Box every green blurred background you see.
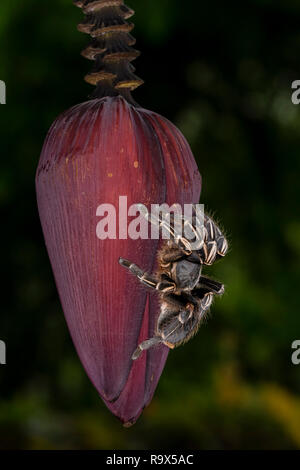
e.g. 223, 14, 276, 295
0, 0, 300, 449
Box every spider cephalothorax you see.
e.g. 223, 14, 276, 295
119, 205, 228, 360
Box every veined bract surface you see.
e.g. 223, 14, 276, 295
36, 95, 201, 425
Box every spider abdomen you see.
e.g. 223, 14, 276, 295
157, 302, 200, 346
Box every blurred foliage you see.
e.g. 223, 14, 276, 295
0, 0, 300, 449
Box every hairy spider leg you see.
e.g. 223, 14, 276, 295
136, 204, 204, 252
202, 214, 228, 264
131, 337, 162, 360
119, 258, 176, 292
118, 257, 157, 288
160, 247, 188, 264
197, 276, 224, 295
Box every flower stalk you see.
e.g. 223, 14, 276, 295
74, 0, 143, 104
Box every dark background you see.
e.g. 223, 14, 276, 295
0, 0, 300, 449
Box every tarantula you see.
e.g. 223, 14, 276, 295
119, 205, 228, 360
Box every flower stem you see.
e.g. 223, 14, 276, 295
74, 0, 143, 104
